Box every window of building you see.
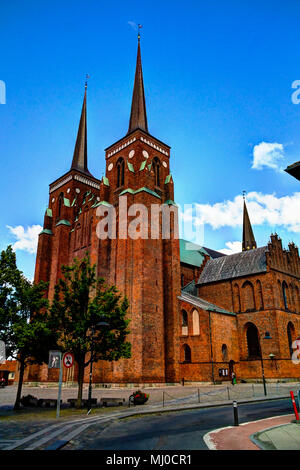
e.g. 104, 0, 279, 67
153, 157, 160, 187
242, 281, 256, 312
192, 309, 200, 335
287, 322, 295, 357
181, 310, 188, 336
117, 158, 125, 187
183, 344, 191, 363
282, 282, 289, 310
222, 344, 228, 361
246, 323, 260, 358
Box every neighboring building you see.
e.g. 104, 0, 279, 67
25, 39, 300, 385
0, 360, 17, 385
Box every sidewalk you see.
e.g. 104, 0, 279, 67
204, 414, 296, 450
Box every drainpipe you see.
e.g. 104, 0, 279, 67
209, 310, 215, 383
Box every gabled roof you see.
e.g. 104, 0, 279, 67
197, 246, 267, 285
179, 239, 225, 268
179, 291, 236, 316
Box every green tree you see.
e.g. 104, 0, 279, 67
49, 254, 131, 408
0, 246, 56, 410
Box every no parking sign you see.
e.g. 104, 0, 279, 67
63, 352, 74, 368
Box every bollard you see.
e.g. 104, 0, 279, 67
298, 390, 300, 413
233, 400, 239, 426
290, 391, 299, 421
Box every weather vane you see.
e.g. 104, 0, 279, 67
138, 24, 143, 41
85, 74, 90, 89
242, 190, 247, 200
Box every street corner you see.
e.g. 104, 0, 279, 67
203, 414, 293, 450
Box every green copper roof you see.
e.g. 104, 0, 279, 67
180, 239, 206, 268
71, 198, 76, 207
63, 197, 70, 207
147, 163, 152, 171
103, 176, 109, 186
56, 219, 71, 227
165, 174, 172, 184
119, 187, 161, 199
89, 194, 95, 201
92, 201, 112, 208
40, 228, 53, 235
127, 161, 134, 172
46, 208, 52, 217
164, 199, 177, 206
139, 160, 147, 171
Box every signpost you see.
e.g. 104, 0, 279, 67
48, 351, 75, 418
48, 350, 63, 418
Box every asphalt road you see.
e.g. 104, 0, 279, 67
63, 398, 294, 450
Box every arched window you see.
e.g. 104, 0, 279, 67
282, 281, 289, 310
290, 284, 295, 312
246, 323, 260, 358
242, 281, 256, 312
256, 280, 264, 310
183, 344, 191, 363
181, 310, 188, 336
153, 157, 160, 187
75, 223, 81, 250
287, 322, 295, 357
57, 192, 64, 219
88, 216, 93, 245
295, 286, 300, 312
233, 284, 241, 312
192, 309, 200, 335
222, 344, 228, 361
117, 158, 125, 187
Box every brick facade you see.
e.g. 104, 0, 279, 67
24, 43, 300, 386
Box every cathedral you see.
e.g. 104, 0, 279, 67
25, 38, 300, 385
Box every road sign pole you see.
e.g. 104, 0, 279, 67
290, 391, 299, 421
56, 352, 63, 419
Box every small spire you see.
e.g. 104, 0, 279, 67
242, 194, 257, 251
70, 82, 90, 175
128, 27, 148, 134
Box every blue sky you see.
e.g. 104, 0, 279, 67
1, 0, 300, 279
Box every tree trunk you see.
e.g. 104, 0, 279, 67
14, 358, 25, 410
76, 361, 85, 409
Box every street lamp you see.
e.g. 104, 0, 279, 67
87, 319, 109, 411
259, 331, 272, 396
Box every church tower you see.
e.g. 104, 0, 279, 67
34, 36, 181, 384
95, 35, 181, 383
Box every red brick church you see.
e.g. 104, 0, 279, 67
25, 38, 300, 385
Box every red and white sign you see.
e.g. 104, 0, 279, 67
63, 352, 74, 368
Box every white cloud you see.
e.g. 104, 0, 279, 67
6, 224, 42, 254
181, 191, 300, 233
128, 21, 138, 31
219, 241, 242, 255
252, 142, 285, 170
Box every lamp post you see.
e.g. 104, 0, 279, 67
87, 320, 109, 411
258, 331, 272, 396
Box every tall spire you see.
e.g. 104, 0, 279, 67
242, 193, 257, 251
70, 82, 90, 175
128, 32, 148, 134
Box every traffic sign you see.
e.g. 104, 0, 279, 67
63, 352, 74, 368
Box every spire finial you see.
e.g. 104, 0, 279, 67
85, 74, 90, 90
242, 190, 246, 200
138, 24, 142, 42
